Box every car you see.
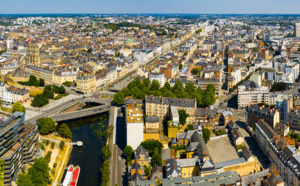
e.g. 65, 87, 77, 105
94, 110, 97, 112
118, 156, 121, 161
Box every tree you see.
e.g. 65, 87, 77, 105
59, 85, 66, 94
63, 81, 73, 87
28, 75, 39, 87
140, 140, 163, 156
17, 157, 51, 186
31, 94, 49, 107
143, 165, 151, 176
202, 128, 210, 142
59, 140, 65, 150
102, 145, 111, 160
178, 110, 189, 125
16, 173, 34, 186
185, 83, 195, 96
87, 48, 92, 53
152, 153, 162, 166
163, 82, 172, 91
39, 78, 45, 87
143, 78, 151, 88
37, 117, 56, 135
179, 64, 183, 70
43, 88, 54, 99
184, 124, 194, 132
58, 124, 72, 139
173, 80, 184, 97
150, 80, 160, 91
112, 92, 125, 105
12, 102, 26, 113
123, 145, 133, 165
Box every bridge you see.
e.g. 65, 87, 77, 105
51, 104, 111, 122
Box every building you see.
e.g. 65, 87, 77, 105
76, 70, 96, 94
255, 120, 300, 186
149, 73, 165, 87
295, 23, 300, 37
145, 96, 196, 123
132, 49, 154, 64
125, 97, 144, 150
25, 44, 40, 65
162, 171, 241, 186
238, 80, 269, 109
288, 109, 300, 130
246, 104, 279, 128
0, 82, 29, 104
134, 146, 150, 167
0, 112, 39, 186
6, 38, 13, 51
145, 116, 159, 131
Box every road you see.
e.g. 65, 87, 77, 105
111, 145, 124, 186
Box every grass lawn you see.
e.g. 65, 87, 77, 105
100, 95, 110, 98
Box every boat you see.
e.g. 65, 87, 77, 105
62, 164, 81, 186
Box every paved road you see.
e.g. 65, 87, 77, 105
111, 145, 124, 186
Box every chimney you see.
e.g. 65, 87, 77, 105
287, 123, 290, 128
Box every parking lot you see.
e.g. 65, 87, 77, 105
206, 137, 239, 163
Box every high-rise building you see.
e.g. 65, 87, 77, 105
6, 38, 13, 51
295, 23, 300, 37
0, 112, 39, 186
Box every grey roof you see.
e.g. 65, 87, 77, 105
135, 146, 150, 160
165, 159, 182, 178
256, 120, 277, 141
145, 96, 196, 108
242, 146, 253, 160
215, 158, 247, 169
145, 116, 159, 123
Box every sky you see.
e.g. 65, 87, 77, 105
1, 0, 300, 14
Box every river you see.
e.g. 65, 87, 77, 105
59, 113, 109, 186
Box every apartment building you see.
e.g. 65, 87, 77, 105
76, 70, 96, 94
246, 104, 279, 127
125, 97, 144, 150
25, 65, 53, 84
132, 49, 154, 64
145, 96, 197, 123
238, 80, 269, 109
0, 112, 39, 186
149, 73, 165, 87
0, 82, 29, 104
255, 120, 300, 186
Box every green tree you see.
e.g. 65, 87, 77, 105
112, 92, 125, 105
39, 78, 45, 87
184, 124, 194, 132
12, 101, 26, 113
28, 75, 39, 87
31, 94, 49, 107
152, 153, 162, 166
143, 78, 151, 88
37, 117, 56, 135
143, 165, 151, 176
59, 140, 65, 150
162, 82, 172, 91
123, 145, 134, 165
140, 140, 163, 156
150, 80, 160, 91
173, 80, 184, 96
43, 88, 54, 99
58, 124, 72, 139
185, 83, 195, 97
202, 128, 211, 142
63, 81, 73, 87
179, 64, 183, 69
16, 173, 34, 186
102, 145, 111, 159
178, 110, 189, 125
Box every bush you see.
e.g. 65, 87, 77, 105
44, 151, 52, 162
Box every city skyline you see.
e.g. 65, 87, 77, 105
1, 0, 300, 14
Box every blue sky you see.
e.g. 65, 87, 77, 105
1, 0, 300, 14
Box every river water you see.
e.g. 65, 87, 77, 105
59, 113, 109, 186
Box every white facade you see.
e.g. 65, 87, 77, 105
231, 68, 241, 83
149, 73, 165, 87
6, 38, 13, 51
132, 49, 154, 64
126, 122, 143, 150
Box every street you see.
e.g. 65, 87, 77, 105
111, 145, 125, 186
